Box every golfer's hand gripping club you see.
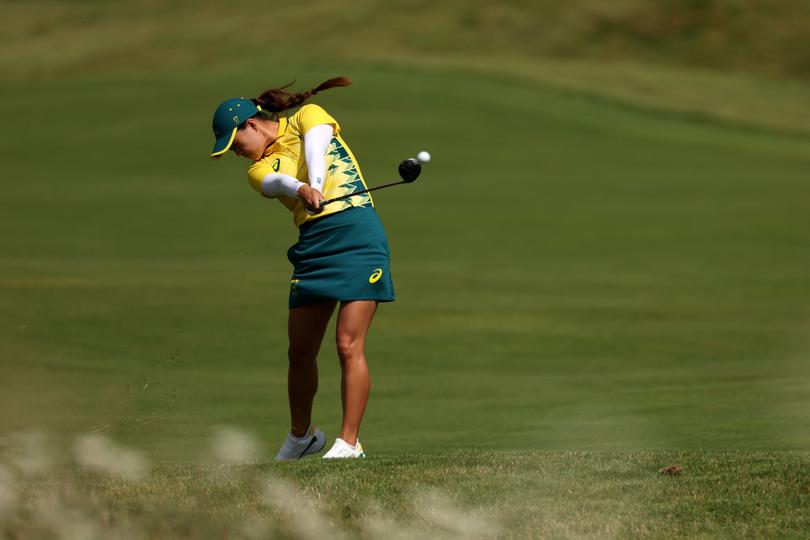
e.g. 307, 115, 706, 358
318, 152, 430, 208
297, 184, 325, 215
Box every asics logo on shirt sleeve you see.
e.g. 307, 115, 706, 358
369, 269, 383, 284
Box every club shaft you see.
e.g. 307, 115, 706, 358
319, 180, 405, 207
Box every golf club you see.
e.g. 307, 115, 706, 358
318, 151, 430, 208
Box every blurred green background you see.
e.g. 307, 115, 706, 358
1, 0, 809, 462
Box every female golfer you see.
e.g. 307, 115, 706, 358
210, 77, 394, 459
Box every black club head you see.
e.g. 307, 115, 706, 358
398, 158, 421, 183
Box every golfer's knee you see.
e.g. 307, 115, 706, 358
288, 342, 318, 365
335, 333, 363, 362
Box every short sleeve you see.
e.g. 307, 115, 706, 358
294, 104, 340, 136
247, 164, 270, 195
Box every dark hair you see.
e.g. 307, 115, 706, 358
251, 77, 351, 114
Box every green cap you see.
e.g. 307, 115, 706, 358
210, 97, 261, 159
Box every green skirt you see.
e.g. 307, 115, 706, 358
287, 206, 396, 309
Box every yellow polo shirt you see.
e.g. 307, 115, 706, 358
247, 104, 373, 227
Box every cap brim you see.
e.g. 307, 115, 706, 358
210, 127, 237, 159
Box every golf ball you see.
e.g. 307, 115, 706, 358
417, 151, 431, 163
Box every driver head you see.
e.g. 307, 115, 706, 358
398, 158, 421, 183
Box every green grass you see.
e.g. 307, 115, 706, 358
4, 0, 810, 81
2, 2, 810, 537
3, 1, 810, 135
3, 451, 809, 538
2, 63, 809, 458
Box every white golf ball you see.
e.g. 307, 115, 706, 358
417, 151, 431, 163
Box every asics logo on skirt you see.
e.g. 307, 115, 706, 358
368, 269, 383, 284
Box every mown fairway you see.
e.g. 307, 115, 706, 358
2, 63, 809, 454
2, 1, 810, 536
1, 62, 809, 537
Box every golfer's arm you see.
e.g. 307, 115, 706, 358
303, 124, 333, 194
260, 173, 304, 199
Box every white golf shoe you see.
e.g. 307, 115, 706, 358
274, 426, 326, 461
322, 437, 365, 459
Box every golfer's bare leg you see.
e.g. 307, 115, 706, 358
287, 301, 336, 437
335, 300, 378, 446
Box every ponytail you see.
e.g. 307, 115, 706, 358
252, 77, 351, 113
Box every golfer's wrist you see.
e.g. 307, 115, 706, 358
284, 180, 305, 198
309, 178, 324, 193
297, 184, 312, 197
